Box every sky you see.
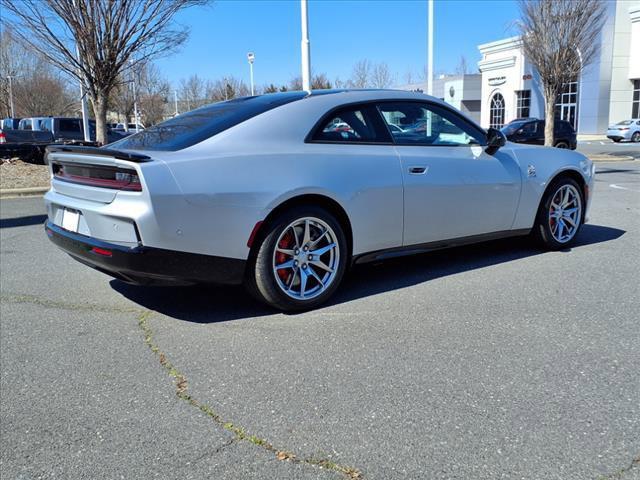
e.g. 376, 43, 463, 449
155, 0, 522, 90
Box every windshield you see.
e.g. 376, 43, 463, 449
109, 92, 307, 151
501, 121, 528, 135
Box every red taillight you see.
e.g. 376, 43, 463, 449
0, 130, 6, 144
52, 162, 142, 191
91, 247, 113, 257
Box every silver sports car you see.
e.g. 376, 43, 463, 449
44, 90, 595, 310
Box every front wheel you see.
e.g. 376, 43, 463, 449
554, 141, 569, 149
246, 206, 348, 311
632, 132, 640, 143
533, 177, 584, 249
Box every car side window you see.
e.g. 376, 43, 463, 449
59, 119, 81, 133
520, 122, 536, 134
377, 102, 485, 146
312, 105, 386, 143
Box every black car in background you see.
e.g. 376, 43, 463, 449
501, 118, 577, 149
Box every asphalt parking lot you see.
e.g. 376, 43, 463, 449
1, 161, 639, 480
576, 138, 640, 160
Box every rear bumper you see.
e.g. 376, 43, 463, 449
606, 134, 628, 141
45, 221, 246, 285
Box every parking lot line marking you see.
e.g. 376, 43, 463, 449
609, 184, 639, 192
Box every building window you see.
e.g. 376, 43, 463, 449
515, 90, 531, 119
554, 80, 578, 129
489, 92, 505, 129
633, 80, 640, 119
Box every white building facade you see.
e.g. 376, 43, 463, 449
477, 0, 640, 134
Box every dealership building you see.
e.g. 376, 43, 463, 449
477, 0, 640, 134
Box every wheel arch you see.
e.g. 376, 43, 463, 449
540, 168, 588, 221
250, 194, 353, 260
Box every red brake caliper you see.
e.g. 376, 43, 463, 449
276, 232, 293, 282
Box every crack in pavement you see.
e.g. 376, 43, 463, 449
1, 293, 363, 479
596, 454, 640, 480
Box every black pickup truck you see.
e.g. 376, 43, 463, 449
0, 117, 125, 163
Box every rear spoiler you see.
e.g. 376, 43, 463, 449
45, 145, 151, 163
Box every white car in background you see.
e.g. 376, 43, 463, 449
44, 90, 595, 311
606, 119, 640, 143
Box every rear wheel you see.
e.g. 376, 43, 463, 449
246, 206, 348, 311
533, 177, 584, 249
554, 141, 569, 149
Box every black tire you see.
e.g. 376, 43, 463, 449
632, 132, 640, 143
532, 176, 584, 250
554, 141, 569, 149
245, 205, 348, 311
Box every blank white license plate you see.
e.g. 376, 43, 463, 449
61, 209, 80, 232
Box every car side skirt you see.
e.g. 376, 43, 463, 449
353, 229, 531, 264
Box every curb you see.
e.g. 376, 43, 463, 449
588, 155, 635, 162
0, 186, 49, 199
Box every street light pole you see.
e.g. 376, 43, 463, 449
300, 0, 311, 92
247, 52, 255, 96
71, 0, 91, 142
427, 0, 434, 96
130, 64, 140, 133
76, 46, 91, 142
174, 90, 179, 116
576, 47, 583, 134
7, 75, 15, 118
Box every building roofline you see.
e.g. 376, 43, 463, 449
478, 35, 522, 54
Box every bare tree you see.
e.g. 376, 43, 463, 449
371, 62, 393, 88
2, 0, 210, 144
350, 59, 371, 88
517, 0, 605, 145
179, 75, 207, 110
455, 55, 469, 75
207, 76, 249, 102
0, 27, 76, 117
137, 63, 170, 125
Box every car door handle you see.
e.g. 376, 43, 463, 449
408, 166, 428, 175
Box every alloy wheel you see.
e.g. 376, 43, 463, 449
548, 184, 582, 243
272, 217, 340, 300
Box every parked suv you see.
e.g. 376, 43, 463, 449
606, 119, 640, 143
501, 118, 577, 149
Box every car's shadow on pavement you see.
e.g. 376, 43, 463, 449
0, 214, 47, 229
111, 224, 625, 323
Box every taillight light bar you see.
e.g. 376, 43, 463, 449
52, 162, 142, 191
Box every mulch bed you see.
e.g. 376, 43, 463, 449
0, 158, 51, 190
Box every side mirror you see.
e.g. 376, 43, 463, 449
485, 127, 506, 155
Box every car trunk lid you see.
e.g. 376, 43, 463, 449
46, 145, 151, 204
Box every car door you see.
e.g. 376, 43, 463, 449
307, 103, 404, 254
376, 101, 522, 246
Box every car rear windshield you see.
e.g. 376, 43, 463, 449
109, 92, 308, 151
616, 120, 633, 125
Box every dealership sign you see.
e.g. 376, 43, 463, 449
488, 76, 506, 86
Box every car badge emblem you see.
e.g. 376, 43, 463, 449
527, 164, 536, 177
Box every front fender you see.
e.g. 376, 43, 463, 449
509, 145, 594, 229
